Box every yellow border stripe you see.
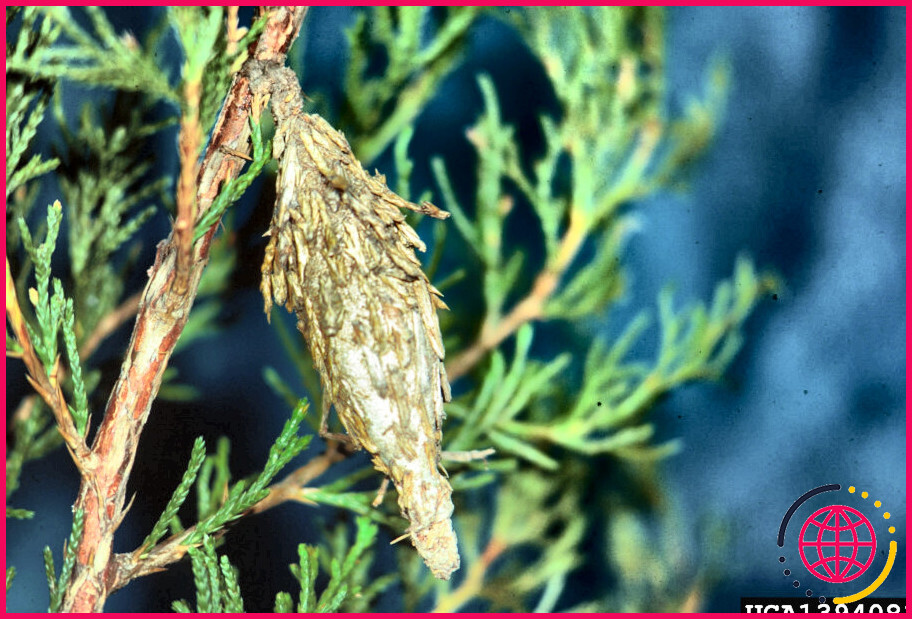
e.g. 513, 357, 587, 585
832, 540, 897, 604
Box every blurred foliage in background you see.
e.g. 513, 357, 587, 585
6, 6, 776, 612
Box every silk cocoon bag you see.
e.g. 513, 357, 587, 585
250, 60, 459, 580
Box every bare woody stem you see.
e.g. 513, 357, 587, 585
57, 7, 308, 612
5, 257, 88, 461
108, 446, 346, 588
172, 77, 203, 296
446, 208, 590, 381
6, 289, 142, 463
245, 443, 347, 516
431, 537, 508, 613
77, 291, 142, 362
446, 118, 662, 382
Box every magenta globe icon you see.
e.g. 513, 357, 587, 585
798, 505, 876, 583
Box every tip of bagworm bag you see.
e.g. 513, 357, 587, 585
412, 519, 460, 580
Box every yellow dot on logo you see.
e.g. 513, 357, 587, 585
889, 526, 896, 534
883, 512, 890, 519
848, 486, 856, 493
861, 492, 868, 498
874, 500, 881, 507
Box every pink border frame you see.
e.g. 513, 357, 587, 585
1, 3, 907, 615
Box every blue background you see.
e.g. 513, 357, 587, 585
6, 6, 906, 611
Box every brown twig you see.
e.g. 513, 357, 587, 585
78, 290, 142, 361
5, 256, 89, 460
57, 7, 309, 612
247, 442, 347, 515
431, 537, 508, 612
109, 446, 345, 589
446, 209, 589, 381
6, 287, 141, 486
7, 289, 143, 474
446, 118, 664, 382
171, 81, 203, 297
226, 6, 241, 56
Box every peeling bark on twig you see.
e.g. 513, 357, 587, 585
57, 8, 308, 612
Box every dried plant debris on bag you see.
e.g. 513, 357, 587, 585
249, 60, 459, 580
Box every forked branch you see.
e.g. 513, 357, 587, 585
57, 7, 308, 612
